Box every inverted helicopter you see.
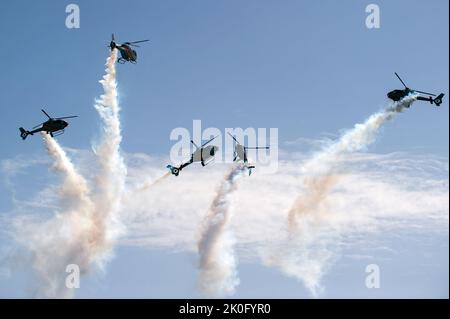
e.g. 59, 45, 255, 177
167, 136, 219, 176
227, 133, 269, 176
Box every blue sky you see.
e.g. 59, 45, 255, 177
0, 0, 448, 298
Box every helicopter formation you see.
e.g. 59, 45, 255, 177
17, 34, 446, 176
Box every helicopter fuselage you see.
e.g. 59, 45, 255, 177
110, 41, 137, 63
117, 45, 137, 63
41, 119, 68, 132
387, 88, 413, 101
192, 145, 218, 164
29, 119, 68, 135
234, 144, 248, 163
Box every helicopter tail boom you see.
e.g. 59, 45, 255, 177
416, 93, 445, 106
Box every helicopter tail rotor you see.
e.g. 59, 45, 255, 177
19, 127, 31, 140
109, 33, 116, 50
166, 165, 180, 176
433, 93, 445, 106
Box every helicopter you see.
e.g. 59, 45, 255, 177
227, 133, 269, 176
19, 109, 78, 140
109, 34, 149, 64
387, 72, 444, 107
167, 136, 219, 176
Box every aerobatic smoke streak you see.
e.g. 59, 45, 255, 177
121, 172, 170, 206
135, 172, 171, 192
23, 133, 98, 298
92, 48, 126, 252
273, 96, 418, 295
288, 96, 417, 230
287, 175, 340, 231
197, 164, 246, 297
42, 134, 91, 205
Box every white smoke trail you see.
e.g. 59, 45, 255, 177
16, 133, 98, 298
93, 49, 126, 205
273, 96, 418, 295
135, 172, 171, 193
289, 96, 417, 228
197, 164, 246, 297
91, 48, 126, 253
121, 172, 170, 208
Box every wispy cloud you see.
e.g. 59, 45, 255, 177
1, 148, 448, 296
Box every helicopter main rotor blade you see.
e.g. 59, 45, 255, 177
129, 40, 149, 44
245, 147, 270, 150
55, 115, 78, 120
41, 109, 52, 119
202, 135, 219, 147
227, 132, 240, 144
414, 90, 436, 97
394, 72, 408, 88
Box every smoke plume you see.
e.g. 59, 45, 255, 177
197, 164, 246, 297
93, 48, 127, 223
288, 96, 417, 229
18, 133, 99, 298
135, 172, 171, 193
275, 96, 418, 295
